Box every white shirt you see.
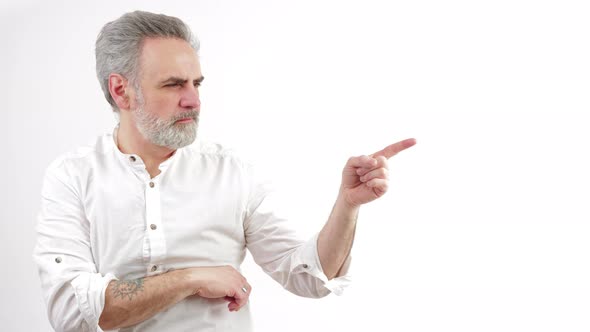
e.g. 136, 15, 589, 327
33, 127, 351, 332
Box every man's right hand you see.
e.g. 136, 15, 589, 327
188, 265, 252, 312
99, 265, 251, 330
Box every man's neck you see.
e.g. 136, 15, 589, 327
116, 121, 175, 179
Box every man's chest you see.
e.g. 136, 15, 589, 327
83, 174, 248, 278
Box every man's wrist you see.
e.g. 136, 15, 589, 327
170, 268, 201, 298
335, 191, 361, 214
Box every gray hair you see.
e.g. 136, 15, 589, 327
95, 11, 200, 111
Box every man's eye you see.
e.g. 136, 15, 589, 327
165, 83, 181, 87
193, 82, 201, 87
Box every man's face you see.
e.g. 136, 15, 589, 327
132, 37, 203, 149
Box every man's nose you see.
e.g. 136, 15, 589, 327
180, 85, 200, 109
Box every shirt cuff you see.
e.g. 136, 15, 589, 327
70, 272, 118, 331
293, 233, 352, 296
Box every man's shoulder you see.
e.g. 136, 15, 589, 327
45, 133, 112, 175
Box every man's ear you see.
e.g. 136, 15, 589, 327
108, 73, 135, 111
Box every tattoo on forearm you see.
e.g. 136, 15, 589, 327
112, 278, 145, 301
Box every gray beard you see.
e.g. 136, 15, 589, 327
133, 98, 199, 150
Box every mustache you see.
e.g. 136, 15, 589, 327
172, 110, 199, 122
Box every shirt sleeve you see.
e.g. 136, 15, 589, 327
33, 160, 117, 332
243, 163, 351, 298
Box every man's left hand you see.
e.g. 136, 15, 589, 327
339, 138, 416, 208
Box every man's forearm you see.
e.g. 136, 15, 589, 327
317, 195, 360, 280
99, 269, 194, 330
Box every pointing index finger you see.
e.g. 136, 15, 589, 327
370, 138, 416, 159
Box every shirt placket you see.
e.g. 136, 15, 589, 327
145, 178, 167, 275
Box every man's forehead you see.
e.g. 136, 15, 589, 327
139, 37, 201, 79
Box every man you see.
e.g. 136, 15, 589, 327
34, 10, 416, 332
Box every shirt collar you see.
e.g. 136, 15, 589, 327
111, 124, 180, 175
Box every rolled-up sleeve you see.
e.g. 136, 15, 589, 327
243, 163, 351, 298
33, 160, 117, 332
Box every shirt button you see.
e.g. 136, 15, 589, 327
302, 264, 308, 269
150, 224, 157, 230
151, 265, 158, 272
149, 182, 155, 188
129, 156, 136, 162
55, 257, 62, 263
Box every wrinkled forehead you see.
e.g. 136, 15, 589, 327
138, 37, 201, 83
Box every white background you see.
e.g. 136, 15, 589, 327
1, 0, 589, 331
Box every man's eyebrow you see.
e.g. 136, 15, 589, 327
160, 76, 205, 85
